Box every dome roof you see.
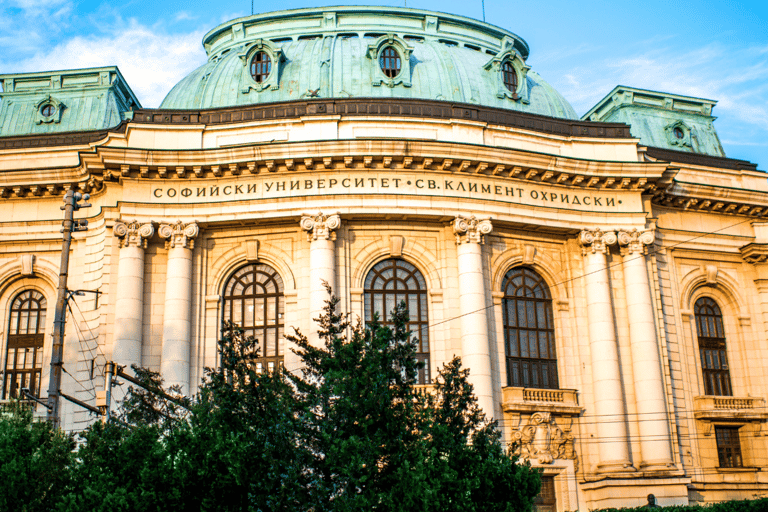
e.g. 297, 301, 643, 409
160, 6, 577, 120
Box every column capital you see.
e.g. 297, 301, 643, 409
579, 228, 617, 254
114, 220, 154, 249
453, 215, 492, 244
618, 228, 655, 255
301, 212, 341, 241
159, 220, 199, 249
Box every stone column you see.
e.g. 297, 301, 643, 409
579, 229, 634, 473
453, 215, 495, 419
112, 220, 154, 373
619, 229, 674, 471
301, 213, 341, 346
158, 221, 199, 395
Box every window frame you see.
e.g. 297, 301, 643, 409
363, 258, 430, 384
694, 296, 733, 396
502, 266, 559, 390
715, 425, 743, 468
221, 263, 285, 373
3, 290, 47, 399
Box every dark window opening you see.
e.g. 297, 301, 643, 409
364, 258, 430, 384
695, 297, 732, 396
40, 104, 55, 117
250, 51, 272, 83
533, 476, 557, 512
673, 126, 685, 139
502, 61, 518, 93
4, 290, 46, 399
503, 267, 558, 389
715, 426, 743, 468
222, 264, 284, 372
379, 46, 401, 78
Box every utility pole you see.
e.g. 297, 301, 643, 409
47, 189, 90, 427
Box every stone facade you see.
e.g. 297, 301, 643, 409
1, 6, 767, 511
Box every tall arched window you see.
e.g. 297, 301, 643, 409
502, 267, 558, 389
4, 290, 47, 399
222, 264, 284, 372
364, 259, 430, 384
694, 297, 732, 396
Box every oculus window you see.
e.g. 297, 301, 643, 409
694, 297, 732, 396
4, 290, 46, 399
364, 258, 429, 384
250, 51, 272, 83
502, 61, 518, 93
503, 267, 558, 389
222, 264, 284, 372
379, 47, 401, 78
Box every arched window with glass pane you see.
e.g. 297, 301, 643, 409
503, 267, 558, 389
694, 297, 732, 396
222, 264, 284, 372
364, 259, 430, 384
4, 290, 46, 399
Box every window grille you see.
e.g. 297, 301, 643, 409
4, 290, 46, 399
503, 267, 558, 389
695, 297, 732, 396
379, 47, 401, 78
222, 264, 284, 372
250, 51, 272, 83
502, 61, 518, 93
364, 259, 429, 383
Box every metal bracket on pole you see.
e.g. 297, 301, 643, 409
20, 388, 53, 410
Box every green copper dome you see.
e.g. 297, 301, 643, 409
160, 6, 577, 119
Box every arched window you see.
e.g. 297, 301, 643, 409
502, 267, 558, 389
4, 290, 46, 399
222, 264, 284, 372
502, 61, 518, 93
364, 259, 430, 384
694, 297, 732, 396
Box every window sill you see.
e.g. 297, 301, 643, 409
693, 395, 768, 422
715, 467, 760, 473
501, 387, 583, 415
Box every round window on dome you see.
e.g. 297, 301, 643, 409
250, 51, 272, 83
379, 46, 401, 78
673, 126, 684, 139
40, 104, 56, 117
502, 61, 518, 93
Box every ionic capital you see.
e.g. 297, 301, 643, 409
579, 229, 617, 254
159, 221, 199, 249
114, 220, 154, 249
618, 229, 655, 255
453, 215, 493, 244
301, 212, 341, 241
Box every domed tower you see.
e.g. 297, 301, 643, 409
161, 6, 577, 119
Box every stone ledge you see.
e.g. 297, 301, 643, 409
502, 386, 583, 415
693, 395, 768, 422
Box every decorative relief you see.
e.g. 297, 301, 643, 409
158, 221, 199, 249
113, 220, 154, 248
453, 215, 492, 244
579, 229, 617, 254
511, 412, 578, 468
618, 228, 654, 255
300, 213, 341, 241
20, 254, 36, 276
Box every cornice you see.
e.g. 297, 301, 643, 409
652, 180, 768, 218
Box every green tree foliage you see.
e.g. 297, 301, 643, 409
0, 401, 74, 512
1, 293, 541, 511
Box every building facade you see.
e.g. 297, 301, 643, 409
1, 6, 767, 509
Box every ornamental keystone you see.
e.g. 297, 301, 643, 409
159, 221, 200, 249
453, 215, 493, 244
579, 229, 617, 254
301, 213, 341, 241
114, 220, 154, 249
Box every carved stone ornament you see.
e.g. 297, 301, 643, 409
618, 228, 655, 255
512, 412, 578, 468
300, 213, 341, 241
113, 220, 155, 249
453, 215, 493, 244
158, 221, 199, 249
579, 229, 617, 254
20, 254, 36, 276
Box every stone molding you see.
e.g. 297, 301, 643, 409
300, 213, 341, 241
501, 386, 584, 416
113, 220, 154, 248
158, 221, 199, 249
453, 215, 492, 244
579, 229, 617, 254
740, 243, 768, 264
693, 395, 768, 424
618, 228, 654, 255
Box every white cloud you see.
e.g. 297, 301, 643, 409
9, 19, 207, 107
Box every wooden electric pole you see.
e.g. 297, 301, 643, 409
47, 189, 90, 427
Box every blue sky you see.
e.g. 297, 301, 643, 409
1, 0, 767, 168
